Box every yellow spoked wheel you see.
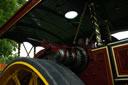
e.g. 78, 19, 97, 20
0, 58, 84, 85
0, 61, 48, 85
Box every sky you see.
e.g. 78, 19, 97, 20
14, 42, 44, 58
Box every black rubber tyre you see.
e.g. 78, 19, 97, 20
1, 58, 84, 85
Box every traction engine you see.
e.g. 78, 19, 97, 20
0, 0, 128, 85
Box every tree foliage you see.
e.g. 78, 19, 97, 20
0, 39, 18, 63
0, 0, 27, 27
0, 0, 27, 63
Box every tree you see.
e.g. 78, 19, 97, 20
0, 39, 18, 63
0, 0, 27, 27
0, 0, 27, 63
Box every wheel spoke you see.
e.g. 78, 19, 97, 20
12, 73, 21, 85
29, 77, 33, 85
29, 72, 38, 85
33, 73, 38, 85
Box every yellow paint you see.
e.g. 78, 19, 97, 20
112, 43, 128, 77
106, 47, 114, 85
92, 46, 114, 85
1, 61, 49, 85
91, 46, 106, 51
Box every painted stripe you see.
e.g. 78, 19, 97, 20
112, 43, 128, 77
92, 46, 114, 85
106, 47, 114, 85
2, 61, 49, 85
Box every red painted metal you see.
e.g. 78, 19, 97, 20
34, 40, 74, 58
34, 48, 48, 58
34, 40, 115, 85
113, 44, 128, 75
0, 0, 41, 37
0, 0, 128, 84
79, 47, 114, 85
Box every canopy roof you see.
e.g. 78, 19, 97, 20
0, 0, 128, 46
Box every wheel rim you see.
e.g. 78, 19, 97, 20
0, 58, 85, 85
0, 61, 49, 85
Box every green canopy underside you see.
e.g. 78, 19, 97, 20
1, 0, 128, 45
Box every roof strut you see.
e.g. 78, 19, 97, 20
73, 2, 88, 44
